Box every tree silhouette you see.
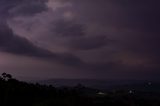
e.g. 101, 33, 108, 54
1, 73, 12, 81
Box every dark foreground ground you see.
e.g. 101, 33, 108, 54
0, 73, 160, 106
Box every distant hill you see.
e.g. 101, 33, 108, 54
37, 79, 160, 91
1, 73, 160, 106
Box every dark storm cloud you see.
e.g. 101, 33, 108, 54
69, 0, 160, 33
53, 20, 85, 37
0, 23, 83, 66
49, 19, 109, 50
0, 0, 47, 17
97, 2, 160, 65
69, 35, 108, 50
127, 1, 160, 61
0, 0, 160, 79
115, 0, 160, 63
118, 0, 160, 33
0, 22, 49, 56
0, 0, 85, 67
9, 0, 48, 16
71, 0, 160, 76
0, 0, 51, 57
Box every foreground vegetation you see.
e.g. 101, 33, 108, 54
0, 73, 160, 106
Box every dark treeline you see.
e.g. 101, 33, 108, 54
0, 73, 160, 106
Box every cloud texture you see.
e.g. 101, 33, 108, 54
0, 0, 160, 80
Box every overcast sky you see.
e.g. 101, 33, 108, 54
0, 0, 160, 80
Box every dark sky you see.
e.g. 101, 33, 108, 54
0, 0, 160, 80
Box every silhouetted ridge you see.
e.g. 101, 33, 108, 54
0, 73, 160, 106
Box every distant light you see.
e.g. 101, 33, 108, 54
97, 92, 106, 95
129, 90, 134, 94
148, 82, 152, 86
